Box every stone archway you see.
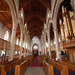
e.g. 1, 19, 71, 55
32, 44, 39, 57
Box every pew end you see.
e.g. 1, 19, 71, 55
1, 66, 6, 75
43, 61, 54, 75
49, 65, 54, 75
15, 65, 20, 75
15, 60, 28, 75
61, 65, 69, 75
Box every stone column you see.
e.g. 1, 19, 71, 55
41, 36, 43, 55
24, 37, 26, 57
47, 24, 52, 59
44, 31, 46, 54
19, 32, 23, 59
42, 33, 44, 54
43, 38, 45, 54
54, 29, 61, 60
9, 29, 16, 61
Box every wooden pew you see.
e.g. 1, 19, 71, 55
43, 61, 54, 75
37, 55, 44, 65
49, 60, 69, 75
27, 55, 33, 65
0, 65, 2, 75
1, 59, 21, 75
15, 60, 28, 75
3, 55, 19, 65
1, 57, 27, 75
63, 60, 75, 65
0, 55, 19, 66
58, 60, 75, 75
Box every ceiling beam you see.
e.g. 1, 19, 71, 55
0, 9, 10, 12
27, 18, 43, 25
29, 25, 42, 31
38, 0, 51, 10
24, 11, 45, 23
19, 0, 33, 10
27, 24, 43, 30
20, 0, 51, 10
29, 29, 41, 36
30, 32, 41, 39
29, 27, 42, 33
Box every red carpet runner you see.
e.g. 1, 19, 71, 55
29, 57, 41, 67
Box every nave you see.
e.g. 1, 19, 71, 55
0, 54, 75, 75
24, 56, 45, 75
0, 0, 75, 75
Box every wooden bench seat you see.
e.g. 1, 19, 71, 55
63, 60, 75, 65
1, 57, 27, 75
1, 59, 21, 75
15, 60, 28, 75
26, 55, 33, 66
49, 60, 69, 75
37, 55, 44, 65
0, 55, 19, 65
58, 60, 75, 75
43, 60, 69, 75
43, 61, 54, 75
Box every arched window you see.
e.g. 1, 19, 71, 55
22, 42, 25, 48
15, 51, 17, 55
1, 50, 5, 56
33, 44, 38, 50
4, 31, 9, 41
26, 43, 27, 49
16, 39, 19, 45
59, 38, 61, 42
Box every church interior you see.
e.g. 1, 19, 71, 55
0, 0, 75, 75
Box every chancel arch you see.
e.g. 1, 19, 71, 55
31, 36, 41, 55
32, 44, 39, 56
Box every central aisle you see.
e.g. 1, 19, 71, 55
29, 56, 40, 67
24, 56, 45, 75
24, 67, 45, 75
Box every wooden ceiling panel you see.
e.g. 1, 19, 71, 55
24, 0, 46, 16
0, 13, 8, 23
0, 0, 20, 38
24, 11, 46, 23
19, 0, 49, 39
20, 0, 51, 39
2, 12, 12, 22
0, 0, 10, 12
30, 31, 41, 39
29, 26, 42, 34
27, 24, 43, 30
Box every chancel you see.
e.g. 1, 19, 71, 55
0, 0, 75, 75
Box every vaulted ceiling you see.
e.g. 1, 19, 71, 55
20, 0, 51, 39
0, 0, 63, 40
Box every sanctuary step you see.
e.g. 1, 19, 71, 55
24, 67, 45, 75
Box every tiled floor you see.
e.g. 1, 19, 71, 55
24, 67, 45, 75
